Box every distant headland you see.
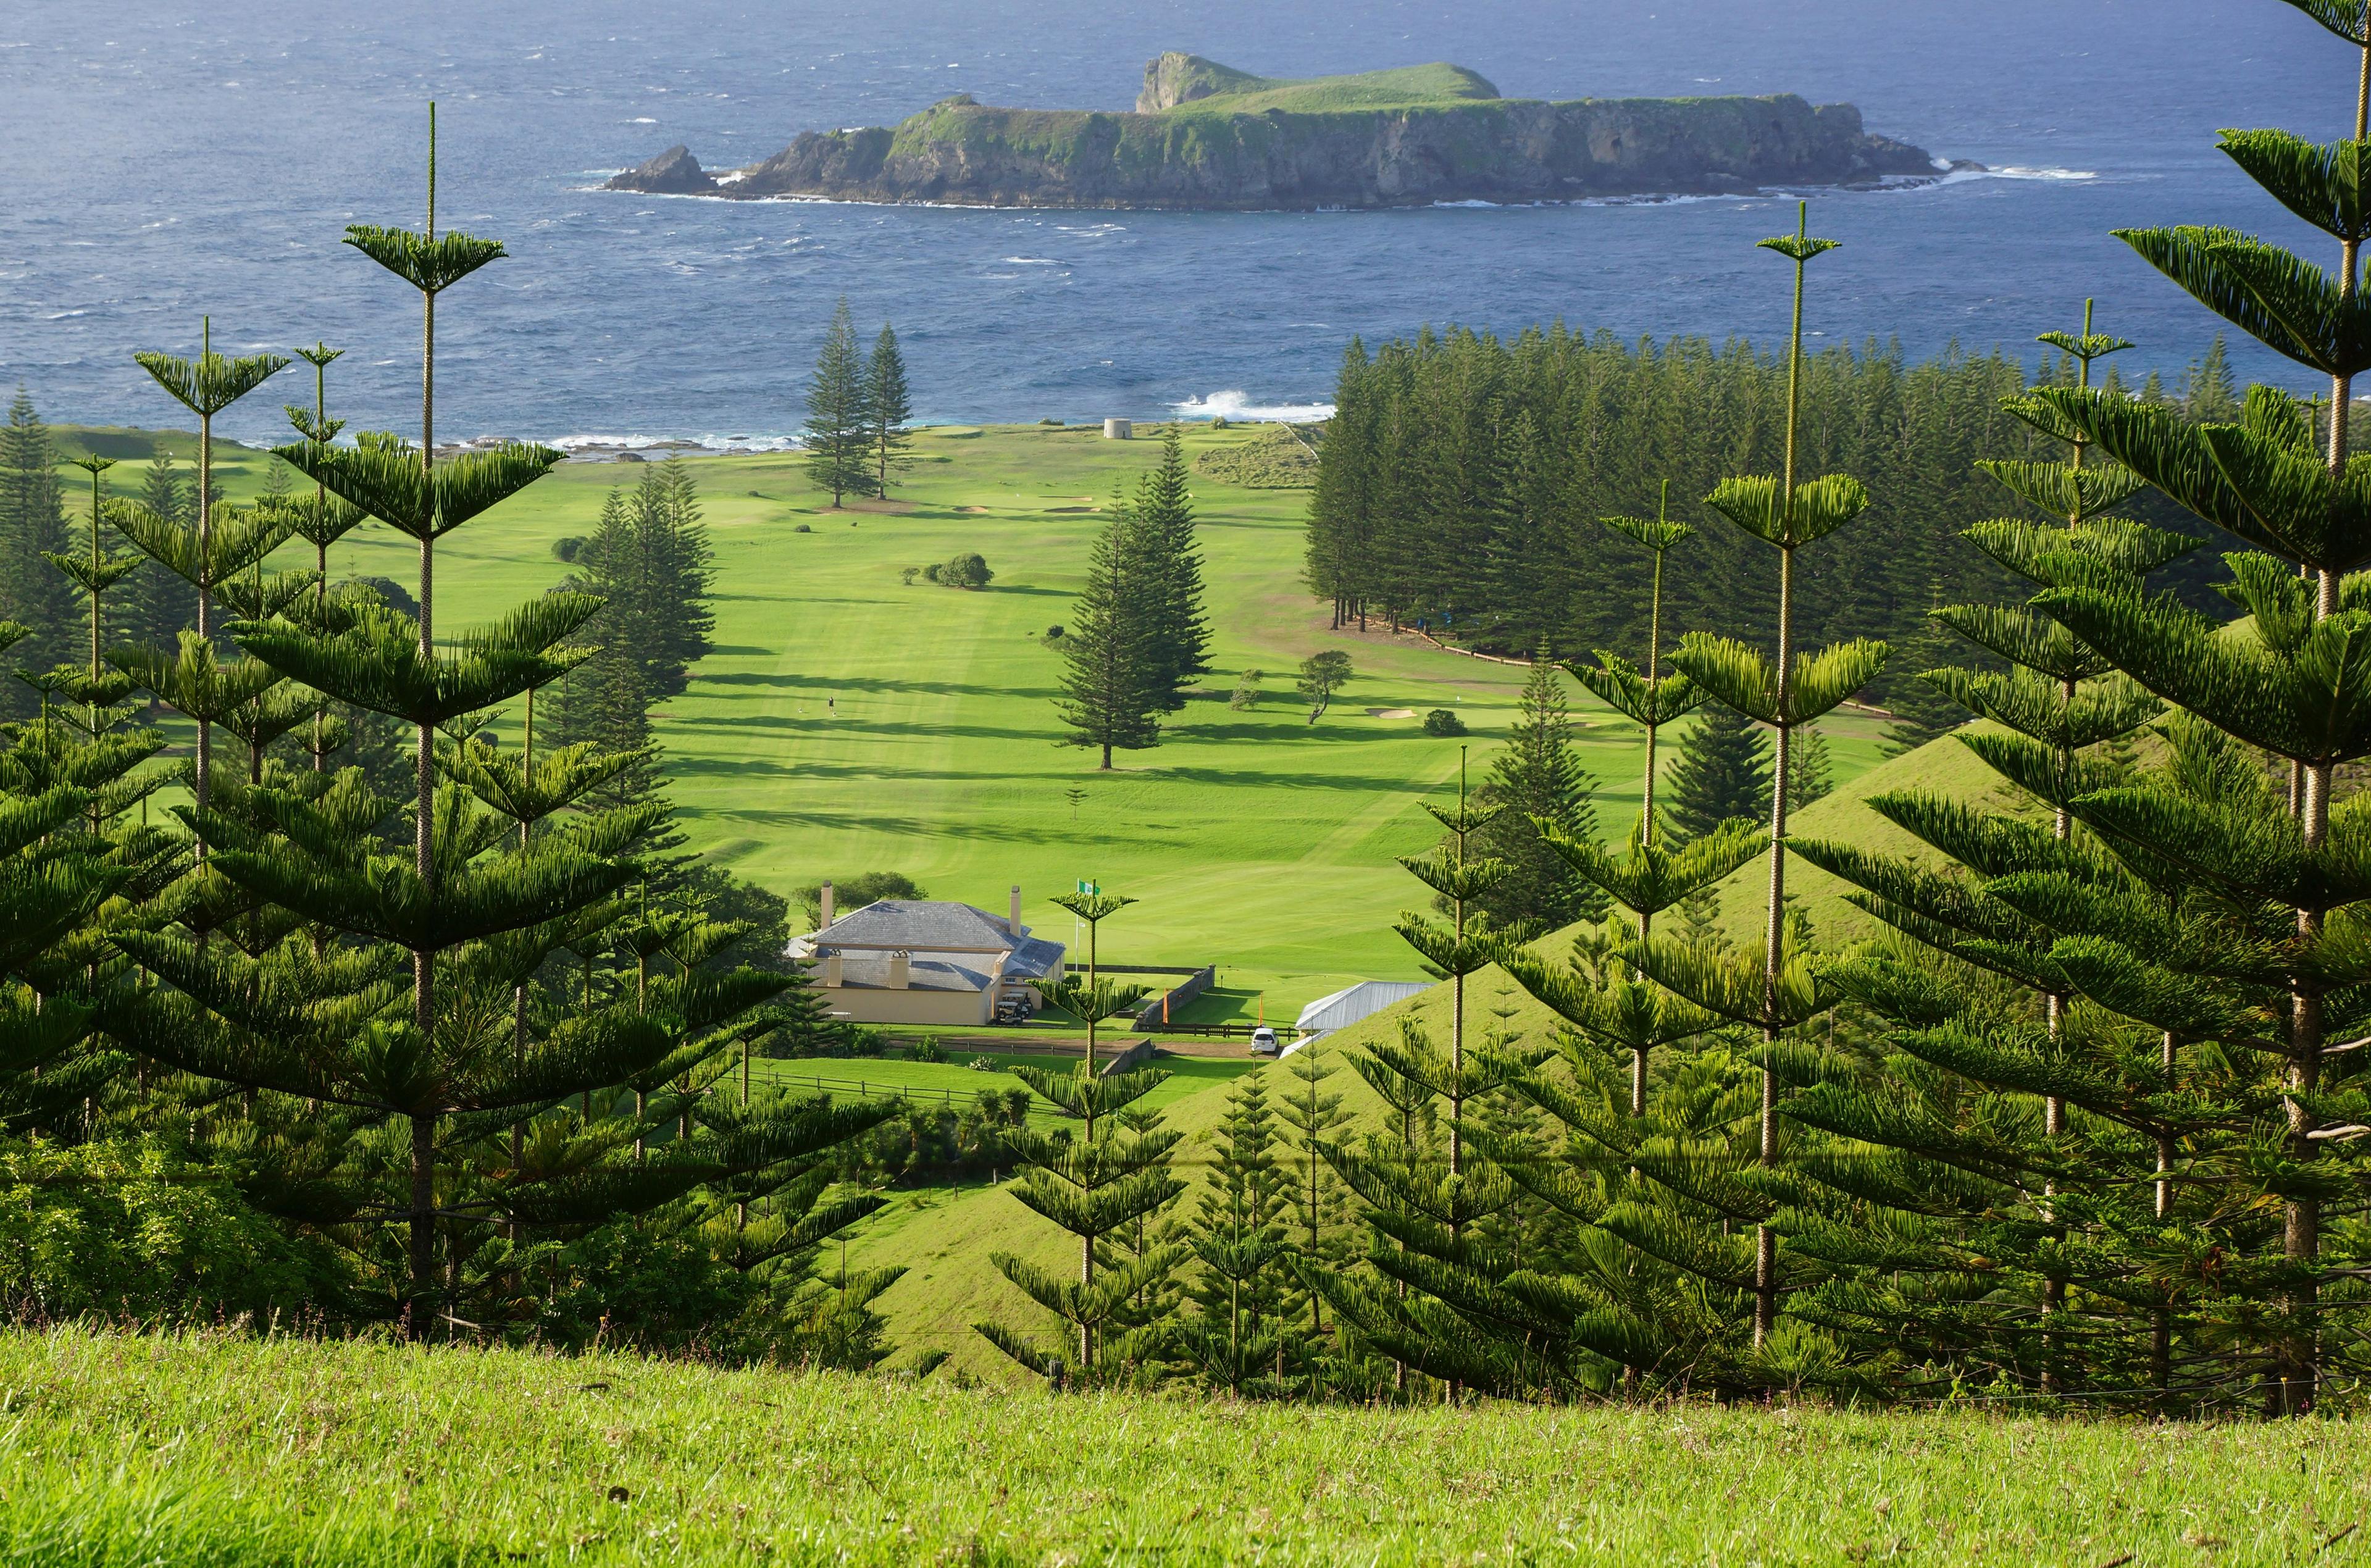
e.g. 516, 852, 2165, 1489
604, 54, 1970, 212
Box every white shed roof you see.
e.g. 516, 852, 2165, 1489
1294, 980, 1430, 1036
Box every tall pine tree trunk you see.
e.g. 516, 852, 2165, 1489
408, 117, 441, 1343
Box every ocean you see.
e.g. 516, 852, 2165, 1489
0, 0, 2349, 449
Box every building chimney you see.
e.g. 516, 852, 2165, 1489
822, 952, 842, 988
820, 880, 834, 932
1009, 884, 1022, 937
889, 949, 910, 990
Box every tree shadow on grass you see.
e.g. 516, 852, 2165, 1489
673, 807, 1149, 846
696, 672, 1065, 701
1139, 765, 1451, 794
670, 715, 1058, 743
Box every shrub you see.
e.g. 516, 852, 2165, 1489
1046, 624, 1064, 640
1423, 708, 1467, 736
1192, 423, 1319, 489
963, 1054, 999, 1072
939, 553, 993, 590
921, 562, 942, 583
0, 1140, 341, 1325
794, 522, 813, 533
1037, 417, 1063, 425
795, 872, 927, 929
1210, 415, 1231, 430
1230, 669, 1263, 710
909, 1036, 947, 1064
551, 535, 587, 562
901, 566, 919, 585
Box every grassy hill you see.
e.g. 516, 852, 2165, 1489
2, 1327, 2346, 1564
57, 420, 1894, 1017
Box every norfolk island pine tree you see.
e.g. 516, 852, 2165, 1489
864, 322, 914, 497
805, 298, 871, 507
94, 107, 897, 1341
1054, 508, 1162, 767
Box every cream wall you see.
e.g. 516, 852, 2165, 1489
818, 986, 993, 1028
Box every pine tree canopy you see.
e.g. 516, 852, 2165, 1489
1458, 650, 1605, 930
1661, 704, 1773, 841
805, 298, 875, 507
1055, 508, 1165, 767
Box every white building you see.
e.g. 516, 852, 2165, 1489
786, 884, 1066, 1027
1292, 980, 1430, 1044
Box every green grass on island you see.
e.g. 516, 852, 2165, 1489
62, 420, 1893, 1019
1153, 58, 1508, 116
3, 1328, 2357, 1566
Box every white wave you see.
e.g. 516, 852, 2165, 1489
1169, 391, 1335, 423
1003, 256, 1059, 264
1430, 199, 1506, 209
627, 116, 657, 123
46, 309, 86, 320
548, 431, 803, 454
1935, 164, 2097, 185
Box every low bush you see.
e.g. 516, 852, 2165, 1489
0, 1140, 342, 1326
940, 553, 993, 589
795, 872, 926, 930
1230, 669, 1263, 710
908, 1036, 947, 1064
793, 522, 812, 533
551, 535, 587, 562
1192, 423, 1319, 488
1423, 708, 1467, 736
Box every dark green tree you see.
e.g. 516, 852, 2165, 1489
1054, 511, 1162, 767
0, 390, 77, 698
1169, 1074, 1295, 1391
1660, 703, 1771, 842
119, 448, 198, 656
1134, 427, 1210, 711
1460, 646, 1603, 930
805, 298, 872, 507
864, 322, 914, 496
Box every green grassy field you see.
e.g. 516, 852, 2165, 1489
0, 1327, 2352, 1566
755, 1048, 1255, 1124
54, 419, 1918, 1383
57, 420, 1892, 1019
1157, 59, 1507, 116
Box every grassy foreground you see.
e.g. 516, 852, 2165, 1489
3, 1329, 2359, 1567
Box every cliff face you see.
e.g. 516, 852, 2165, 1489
606, 59, 1954, 211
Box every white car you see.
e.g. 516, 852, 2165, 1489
1249, 1027, 1281, 1057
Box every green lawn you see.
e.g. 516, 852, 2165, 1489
1, 1327, 2352, 1566
755, 1048, 1255, 1122
56, 420, 1892, 1018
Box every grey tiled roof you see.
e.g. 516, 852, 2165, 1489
819, 900, 1026, 951
1006, 936, 1064, 981
795, 901, 1068, 988
834, 953, 993, 993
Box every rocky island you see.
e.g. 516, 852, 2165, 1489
606, 54, 1965, 211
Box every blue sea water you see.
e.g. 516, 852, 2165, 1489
0, 0, 2351, 448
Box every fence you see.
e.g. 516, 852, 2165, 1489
1132, 965, 1216, 1030
764, 1070, 1045, 1118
